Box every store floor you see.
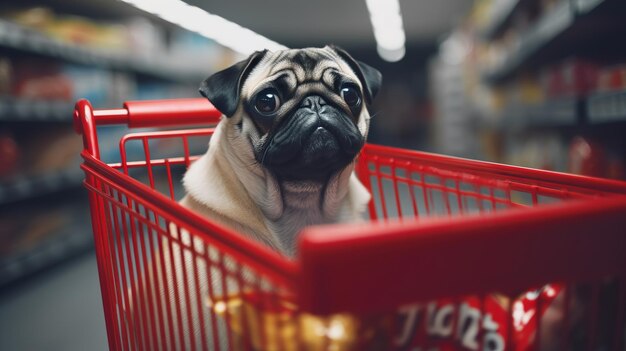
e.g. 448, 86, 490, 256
0, 252, 108, 351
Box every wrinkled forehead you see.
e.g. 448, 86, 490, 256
242, 48, 358, 92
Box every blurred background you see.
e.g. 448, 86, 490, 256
0, 0, 625, 349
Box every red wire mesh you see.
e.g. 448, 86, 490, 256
358, 149, 599, 223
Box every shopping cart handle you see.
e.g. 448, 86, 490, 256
74, 98, 222, 130
122, 98, 223, 128
74, 98, 223, 158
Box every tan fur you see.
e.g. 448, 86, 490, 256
181, 47, 373, 256
180, 122, 281, 251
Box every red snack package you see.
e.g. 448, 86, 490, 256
394, 295, 510, 350
393, 284, 564, 351
511, 284, 564, 351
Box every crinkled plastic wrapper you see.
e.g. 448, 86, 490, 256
206, 292, 391, 351
206, 285, 564, 351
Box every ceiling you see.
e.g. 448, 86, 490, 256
22, 0, 474, 49
187, 0, 474, 48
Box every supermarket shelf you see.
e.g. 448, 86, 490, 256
574, 0, 605, 13
0, 168, 83, 206
587, 91, 626, 123
0, 19, 206, 84
481, 0, 626, 84
497, 97, 581, 130
0, 223, 93, 288
482, 0, 576, 84
481, 0, 605, 40
0, 97, 73, 122
481, 0, 526, 40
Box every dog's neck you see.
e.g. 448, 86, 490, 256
216, 121, 359, 255
267, 180, 330, 256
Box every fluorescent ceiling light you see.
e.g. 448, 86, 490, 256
365, 0, 406, 62
118, 0, 287, 55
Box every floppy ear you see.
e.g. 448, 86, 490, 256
328, 45, 382, 104
199, 50, 268, 117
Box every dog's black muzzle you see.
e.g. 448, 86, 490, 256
260, 95, 364, 182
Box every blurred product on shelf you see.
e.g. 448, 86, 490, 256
62, 65, 134, 107
7, 7, 136, 53
587, 63, 626, 123
569, 136, 625, 179
12, 58, 72, 101
506, 132, 568, 172
0, 132, 19, 178
123, 16, 168, 61
0, 209, 68, 258
133, 81, 196, 101
168, 28, 240, 72
542, 59, 598, 99
569, 136, 606, 177
596, 64, 626, 93
499, 131, 624, 180
20, 126, 82, 175
501, 74, 545, 115
0, 125, 80, 181
606, 154, 625, 179
0, 57, 10, 94
4, 56, 198, 107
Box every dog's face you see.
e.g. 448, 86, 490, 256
199, 46, 382, 182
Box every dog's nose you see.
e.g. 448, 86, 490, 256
299, 95, 327, 111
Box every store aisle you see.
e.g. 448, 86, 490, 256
0, 252, 108, 351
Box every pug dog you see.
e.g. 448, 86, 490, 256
180, 45, 382, 256
123, 47, 380, 350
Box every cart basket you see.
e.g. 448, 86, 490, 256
75, 98, 626, 351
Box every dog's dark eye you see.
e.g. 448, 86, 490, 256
340, 85, 361, 107
254, 89, 281, 115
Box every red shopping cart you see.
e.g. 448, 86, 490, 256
75, 98, 626, 351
